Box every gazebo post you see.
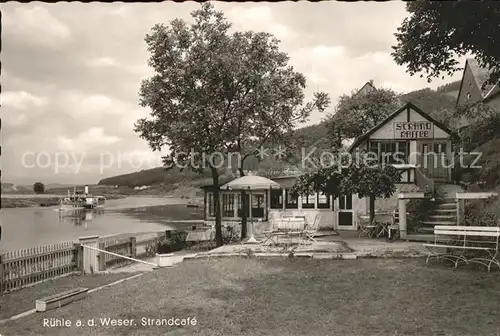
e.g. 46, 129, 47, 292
245, 187, 259, 244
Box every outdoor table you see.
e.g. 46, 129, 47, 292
186, 229, 214, 247
276, 218, 306, 231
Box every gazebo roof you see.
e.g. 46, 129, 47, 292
221, 175, 281, 190
200, 175, 301, 190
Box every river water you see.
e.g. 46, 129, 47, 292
0, 196, 204, 252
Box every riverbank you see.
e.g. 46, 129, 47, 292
1, 194, 127, 208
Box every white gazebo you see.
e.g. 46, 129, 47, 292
221, 175, 281, 243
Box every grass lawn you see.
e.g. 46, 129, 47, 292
1, 258, 500, 335
0, 273, 141, 320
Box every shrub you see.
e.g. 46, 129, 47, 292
462, 195, 500, 227
157, 231, 187, 254
145, 231, 188, 256
406, 198, 437, 233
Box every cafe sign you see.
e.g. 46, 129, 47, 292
393, 121, 434, 139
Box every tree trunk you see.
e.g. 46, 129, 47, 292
210, 167, 223, 247
238, 168, 248, 239
369, 194, 376, 223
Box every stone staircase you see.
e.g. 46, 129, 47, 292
418, 199, 457, 234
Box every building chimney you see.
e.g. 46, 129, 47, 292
84, 185, 89, 194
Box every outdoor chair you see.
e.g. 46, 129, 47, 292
262, 216, 281, 245
373, 212, 393, 238
358, 216, 377, 238
302, 214, 321, 243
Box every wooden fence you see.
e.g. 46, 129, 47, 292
98, 232, 165, 270
0, 241, 80, 294
0, 231, 170, 293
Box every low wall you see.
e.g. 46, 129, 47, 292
456, 192, 497, 200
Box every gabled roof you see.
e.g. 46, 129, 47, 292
457, 58, 500, 105
354, 81, 376, 97
348, 102, 457, 152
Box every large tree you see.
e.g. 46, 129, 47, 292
392, 0, 500, 85
135, 3, 329, 246
327, 87, 400, 147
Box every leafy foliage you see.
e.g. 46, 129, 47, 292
341, 164, 402, 200
462, 196, 500, 227
291, 163, 401, 221
458, 103, 500, 150
327, 88, 401, 146
136, 3, 329, 172
33, 182, 45, 194
392, 0, 500, 86
290, 167, 344, 198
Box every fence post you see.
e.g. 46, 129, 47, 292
73, 243, 84, 272
98, 241, 106, 272
398, 195, 407, 240
78, 235, 100, 274
130, 237, 136, 258
0, 254, 4, 293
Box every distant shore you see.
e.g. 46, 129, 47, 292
1, 194, 126, 208
1, 184, 204, 209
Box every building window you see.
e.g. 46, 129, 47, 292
370, 141, 409, 164
317, 192, 330, 209
339, 195, 353, 210
208, 192, 214, 217
285, 190, 298, 209
270, 189, 283, 209
302, 194, 315, 209
222, 193, 234, 217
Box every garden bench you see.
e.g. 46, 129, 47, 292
423, 225, 500, 272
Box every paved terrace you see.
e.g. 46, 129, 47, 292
107, 234, 428, 274
192, 233, 428, 260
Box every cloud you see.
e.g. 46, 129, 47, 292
227, 5, 297, 41
56, 127, 121, 152
86, 57, 119, 68
2, 91, 48, 110
4, 5, 71, 48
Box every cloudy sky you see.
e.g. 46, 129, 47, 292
1, 2, 464, 185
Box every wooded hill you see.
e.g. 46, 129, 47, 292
98, 81, 460, 188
